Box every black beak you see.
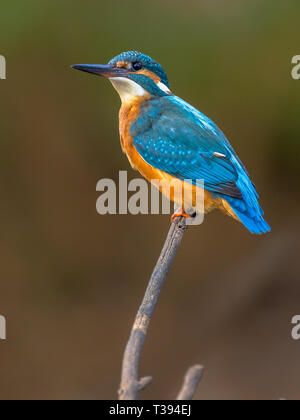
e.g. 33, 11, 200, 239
71, 64, 129, 78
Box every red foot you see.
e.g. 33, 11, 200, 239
171, 209, 191, 223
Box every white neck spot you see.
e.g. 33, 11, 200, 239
156, 81, 171, 94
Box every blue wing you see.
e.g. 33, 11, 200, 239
131, 95, 270, 234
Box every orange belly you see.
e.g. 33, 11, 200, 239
126, 145, 218, 213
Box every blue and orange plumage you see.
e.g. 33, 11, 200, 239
72, 51, 270, 234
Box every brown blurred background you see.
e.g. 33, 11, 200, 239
0, 0, 299, 400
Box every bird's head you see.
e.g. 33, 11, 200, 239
72, 51, 171, 103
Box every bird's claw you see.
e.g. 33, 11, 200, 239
171, 209, 192, 223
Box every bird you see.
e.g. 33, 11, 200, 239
72, 51, 270, 234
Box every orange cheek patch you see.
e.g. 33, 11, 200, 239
135, 69, 161, 83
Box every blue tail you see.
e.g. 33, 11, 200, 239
221, 161, 271, 235
228, 198, 271, 234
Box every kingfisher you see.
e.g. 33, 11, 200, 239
72, 51, 270, 234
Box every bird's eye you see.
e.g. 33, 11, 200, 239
132, 61, 142, 71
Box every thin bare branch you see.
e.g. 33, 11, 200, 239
119, 217, 188, 400
176, 365, 204, 400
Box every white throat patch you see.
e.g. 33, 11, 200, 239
109, 77, 148, 103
